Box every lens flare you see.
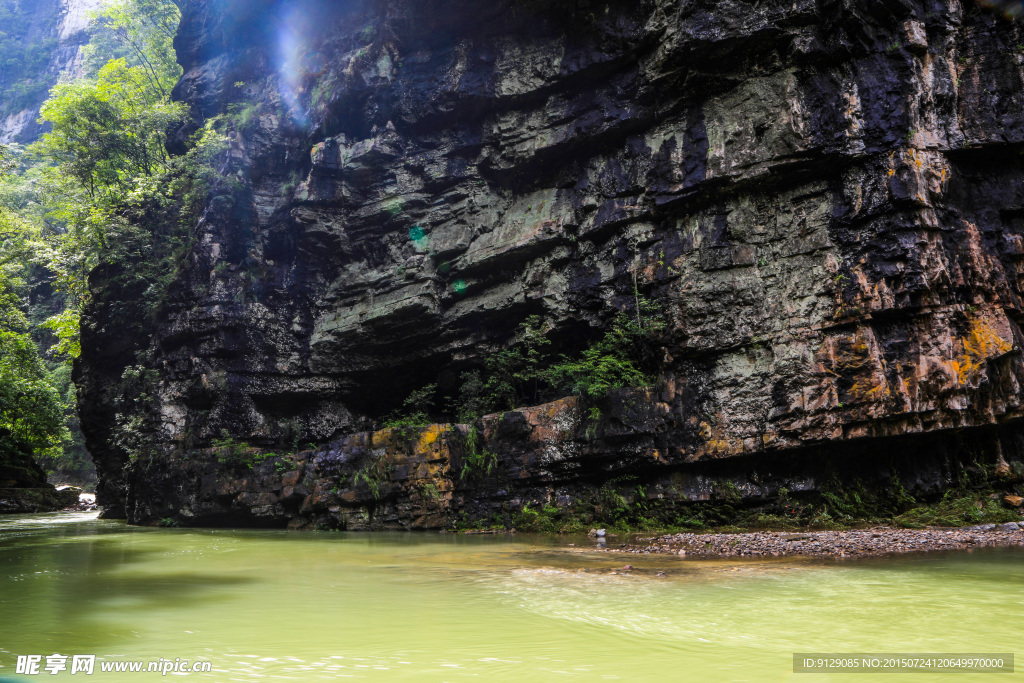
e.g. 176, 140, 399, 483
976, 0, 1024, 19
303, 52, 328, 77
273, 2, 331, 128
408, 226, 429, 252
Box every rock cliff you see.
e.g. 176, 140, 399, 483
0, 0, 106, 143
78, 0, 1024, 527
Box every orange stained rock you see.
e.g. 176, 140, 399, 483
846, 378, 892, 403
696, 437, 745, 458
955, 313, 1014, 386
416, 423, 446, 451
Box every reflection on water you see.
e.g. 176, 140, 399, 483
0, 512, 1021, 681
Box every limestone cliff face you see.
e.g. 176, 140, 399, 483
0, 0, 104, 143
79, 0, 1024, 525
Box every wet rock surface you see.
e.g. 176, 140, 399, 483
76, 0, 1024, 526
123, 404, 1024, 530
612, 524, 1024, 558
0, 488, 82, 514
0, 430, 79, 514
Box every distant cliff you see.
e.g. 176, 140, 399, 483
78, 0, 1024, 527
0, 0, 104, 143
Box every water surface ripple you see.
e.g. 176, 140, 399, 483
1, 513, 1020, 681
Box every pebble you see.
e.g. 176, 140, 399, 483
607, 523, 1024, 558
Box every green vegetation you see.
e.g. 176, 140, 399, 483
224, 101, 260, 134
81, 0, 180, 94
416, 481, 442, 502
353, 455, 394, 500
310, 72, 340, 112
211, 432, 275, 471
366, 299, 665, 502
449, 299, 665, 425
544, 309, 660, 398
112, 364, 158, 463
38, 57, 185, 199
454, 474, 1022, 535
459, 425, 497, 480
383, 383, 437, 432
0, 0, 234, 479
892, 493, 1019, 528
453, 315, 551, 420
0, 233, 67, 460
463, 479, 669, 534
0, 149, 89, 481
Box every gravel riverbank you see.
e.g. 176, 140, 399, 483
602, 522, 1024, 558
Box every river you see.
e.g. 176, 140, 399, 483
0, 512, 1020, 681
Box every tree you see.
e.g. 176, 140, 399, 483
1, 0, 188, 478
37, 58, 187, 201
83, 0, 182, 96
0, 203, 67, 460
27, 0, 193, 326
0, 0, 225, 479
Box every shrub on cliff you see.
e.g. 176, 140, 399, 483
455, 315, 552, 419
544, 300, 665, 398
449, 298, 666, 421
383, 384, 438, 431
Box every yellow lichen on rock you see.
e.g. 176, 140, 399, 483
416, 424, 446, 452
954, 313, 1014, 386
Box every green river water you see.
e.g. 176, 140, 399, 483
0, 512, 1020, 681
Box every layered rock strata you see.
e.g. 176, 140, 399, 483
78, 0, 1024, 526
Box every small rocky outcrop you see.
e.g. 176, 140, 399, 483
0, 429, 80, 513
77, 0, 1024, 527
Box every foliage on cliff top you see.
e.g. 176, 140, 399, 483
22, 0, 203, 324
38, 58, 187, 201
82, 0, 181, 95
